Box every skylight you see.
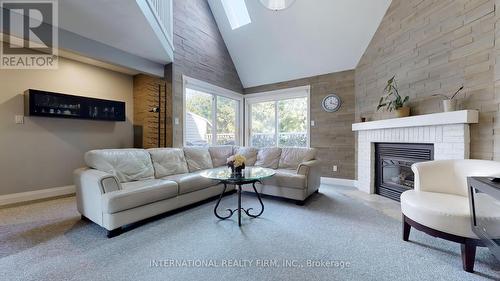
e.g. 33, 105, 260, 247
221, 0, 251, 30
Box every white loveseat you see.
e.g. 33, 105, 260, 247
74, 146, 320, 237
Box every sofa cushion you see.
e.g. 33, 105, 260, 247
261, 169, 306, 189
148, 148, 189, 178
183, 147, 214, 172
279, 147, 317, 169
209, 146, 234, 167
162, 172, 218, 195
401, 190, 500, 238
234, 147, 258, 166
255, 147, 282, 169
85, 149, 154, 183
102, 179, 178, 213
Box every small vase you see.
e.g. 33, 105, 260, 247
395, 106, 410, 118
234, 164, 245, 178
442, 99, 456, 112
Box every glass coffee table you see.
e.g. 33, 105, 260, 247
200, 166, 275, 226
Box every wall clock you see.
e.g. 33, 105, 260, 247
322, 94, 342, 112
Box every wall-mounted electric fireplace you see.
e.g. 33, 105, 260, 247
375, 143, 434, 201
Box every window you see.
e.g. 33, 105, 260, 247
221, 0, 251, 30
245, 86, 310, 148
183, 76, 243, 147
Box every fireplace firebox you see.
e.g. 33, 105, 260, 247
375, 143, 434, 201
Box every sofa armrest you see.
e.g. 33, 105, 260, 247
297, 160, 321, 193
73, 168, 121, 225
297, 160, 320, 176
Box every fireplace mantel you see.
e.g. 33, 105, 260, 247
352, 110, 478, 131
353, 110, 479, 194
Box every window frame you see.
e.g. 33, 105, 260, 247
182, 75, 244, 146
244, 85, 311, 148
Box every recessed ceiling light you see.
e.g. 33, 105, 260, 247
221, 0, 251, 30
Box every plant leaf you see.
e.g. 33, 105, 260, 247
432, 94, 450, 99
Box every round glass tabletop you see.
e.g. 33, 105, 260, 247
199, 166, 275, 182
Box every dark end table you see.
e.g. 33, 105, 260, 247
467, 177, 500, 262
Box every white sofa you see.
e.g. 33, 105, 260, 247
74, 146, 320, 237
401, 159, 500, 272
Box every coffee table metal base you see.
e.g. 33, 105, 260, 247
214, 181, 264, 226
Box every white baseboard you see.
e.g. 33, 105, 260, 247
321, 177, 357, 187
0, 185, 75, 207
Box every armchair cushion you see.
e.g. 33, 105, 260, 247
412, 159, 500, 197
401, 190, 475, 238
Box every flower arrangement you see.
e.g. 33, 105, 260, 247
227, 154, 246, 176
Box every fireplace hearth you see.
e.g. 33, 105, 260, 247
375, 143, 434, 201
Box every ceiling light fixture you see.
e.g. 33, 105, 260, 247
259, 0, 296, 11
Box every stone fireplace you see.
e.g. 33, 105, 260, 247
352, 110, 479, 195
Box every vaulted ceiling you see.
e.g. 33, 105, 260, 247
208, 0, 392, 88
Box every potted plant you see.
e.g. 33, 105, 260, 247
227, 154, 246, 177
432, 86, 464, 112
377, 75, 410, 117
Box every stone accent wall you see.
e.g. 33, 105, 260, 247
245, 70, 356, 179
357, 123, 471, 193
133, 74, 173, 149
355, 0, 498, 160
170, 0, 243, 147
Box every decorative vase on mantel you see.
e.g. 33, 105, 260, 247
432, 86, 464, 113
442, 99, 457, 112
395, 106, 411, 118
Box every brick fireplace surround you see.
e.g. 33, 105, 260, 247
352, 110, 479, 194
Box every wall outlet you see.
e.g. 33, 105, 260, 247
332, 165, 338, 172
15, 115, 24, 124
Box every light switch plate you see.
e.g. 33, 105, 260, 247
15, 115, 24, 124
174, 117, 179, 125
311, 120, 315, 127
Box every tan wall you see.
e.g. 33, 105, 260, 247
245, 70, 356, 179
133, 74, 172, 149
0, 57, 133, 195
170, 0, 243, 147
356, 0, 498, 160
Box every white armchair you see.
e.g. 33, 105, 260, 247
401, 159, 500, 272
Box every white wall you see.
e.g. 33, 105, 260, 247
0, 57, 134, 196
